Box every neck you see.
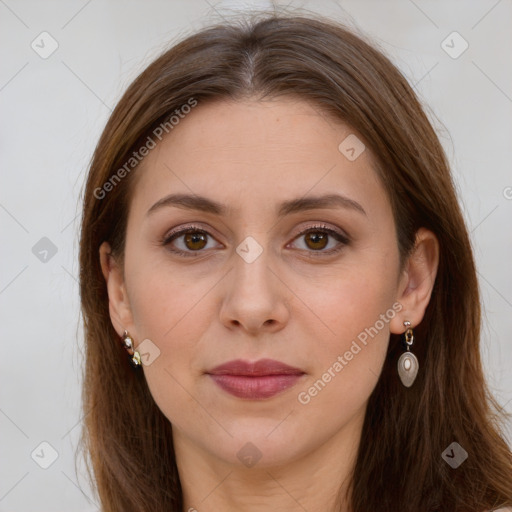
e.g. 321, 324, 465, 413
174, 408, 364, 512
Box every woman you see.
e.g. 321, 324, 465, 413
78, 12, 512, 512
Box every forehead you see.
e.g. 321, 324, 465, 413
128, 97, 388, 220
162, 97, 353, 161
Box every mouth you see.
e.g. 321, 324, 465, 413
206, 358, 306, 400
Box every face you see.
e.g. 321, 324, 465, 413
105, 97, 409, 469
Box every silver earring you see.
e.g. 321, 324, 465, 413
397, 321, 419, 387
121, 330, 142, 369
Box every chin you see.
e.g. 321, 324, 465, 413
207, 421, 310, 468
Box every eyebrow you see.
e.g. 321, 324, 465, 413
146, 192, 367, 218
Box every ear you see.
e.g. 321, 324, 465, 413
389, 228, 439, 334
99, 241, 135, 337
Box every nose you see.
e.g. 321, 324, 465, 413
218, 246, 290, 335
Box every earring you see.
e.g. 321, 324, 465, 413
121, 330, 142, 369
397, 320, 419, 387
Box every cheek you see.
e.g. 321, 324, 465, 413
125, 248, 210, 338
124, 256, 214, 420
304, 257, 397, 347
296, 286, 392, 416
296, 256, 397, 400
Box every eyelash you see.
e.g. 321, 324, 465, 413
161, 223, 350, 258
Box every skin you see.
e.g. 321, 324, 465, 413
100, 97, 439, 512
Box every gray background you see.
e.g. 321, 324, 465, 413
1, 0, 511, 510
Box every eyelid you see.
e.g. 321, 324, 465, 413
292, 222, 349, 241
163, 222, 218, 242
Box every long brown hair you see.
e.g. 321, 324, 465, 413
78, 12, 512, 512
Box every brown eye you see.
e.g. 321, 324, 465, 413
163, 226, 222, 257
290, 225, 349, 255
304, 231, 329, 250
182, 231, 208, 251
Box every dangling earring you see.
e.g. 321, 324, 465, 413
121, 330, 142, 369
397, 320, 419, 387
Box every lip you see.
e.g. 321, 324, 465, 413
206, 359, 305, 400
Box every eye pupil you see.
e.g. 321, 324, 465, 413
185, 232, 207, 250
305, 232, 328, 250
